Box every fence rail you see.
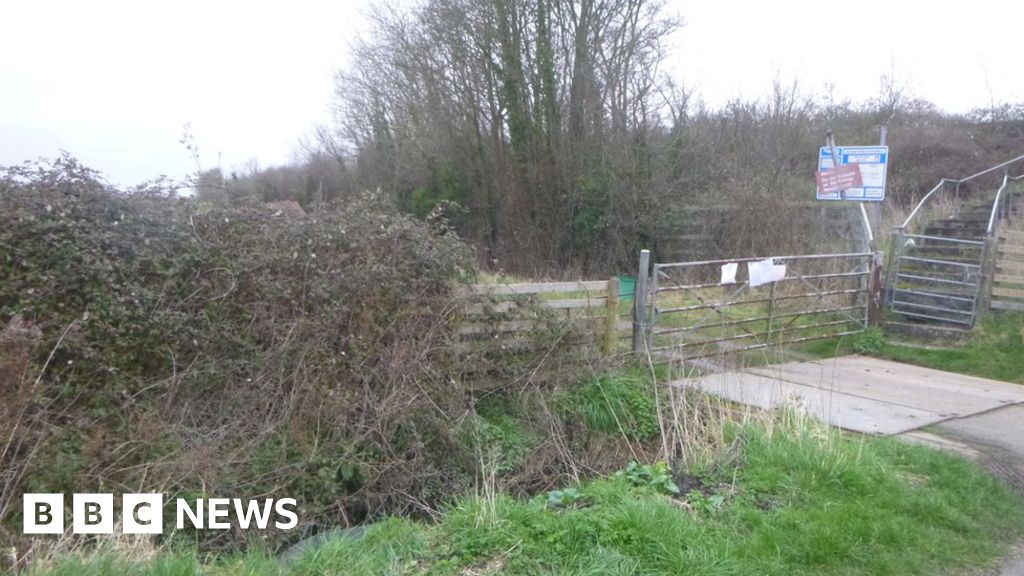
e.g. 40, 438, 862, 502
457, 279, 631, 358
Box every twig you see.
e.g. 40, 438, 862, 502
189, 214, 202, 244
0, 319, 76, 467
0, 318, 77, 522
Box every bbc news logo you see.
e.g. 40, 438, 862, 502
24, 494, 298, 534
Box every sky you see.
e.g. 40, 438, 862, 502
2, 0, 1023, 187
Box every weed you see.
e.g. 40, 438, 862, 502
0, 156, 480, 551
615, 461, 679, 495
851, 327, 886, 355
545, 487, 584, 509
685, 489, 725, 516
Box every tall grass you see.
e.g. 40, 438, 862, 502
15, 327, 1024, 575
23, 407, 1024, 575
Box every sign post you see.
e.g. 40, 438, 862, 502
815, 131, 889, 251
872, 125, 887, 232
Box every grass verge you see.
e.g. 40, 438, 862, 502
802, 313, 1024, 383
25, 416, 1024, 576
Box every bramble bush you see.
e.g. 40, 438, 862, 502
0, 154, 477, 551
0, 155, 661, 562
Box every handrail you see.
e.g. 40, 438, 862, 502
899, 179, 952, 229
954, 152, 1024, 185
987, 173, 1024, 235
900, 153, 1024, 233
986, 173, 1010, 235
859, 203, 873, 243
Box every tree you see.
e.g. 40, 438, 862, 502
330, 0, 681, 272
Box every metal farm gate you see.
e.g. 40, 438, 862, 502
632, 251, 883, 365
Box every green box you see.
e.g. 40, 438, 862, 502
617, 275, 636, 302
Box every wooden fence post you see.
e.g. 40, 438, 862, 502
977, 235, 997, 320
633, 249, 650, 356
603, 276, 619, 356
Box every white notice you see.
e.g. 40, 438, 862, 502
720, 262, 738, 285
747, 258, 786, 288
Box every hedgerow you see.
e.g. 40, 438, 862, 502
0, 154, 477, 550
1, 155, 661, 564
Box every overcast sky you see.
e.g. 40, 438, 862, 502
2, 0, 1022, 187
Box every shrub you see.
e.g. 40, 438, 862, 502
0, 155, 476, 550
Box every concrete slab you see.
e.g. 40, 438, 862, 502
680, 368, 943, 436
748, 357, 1024, 418
673, 355, 1024, 436
831, 356, 1024, 400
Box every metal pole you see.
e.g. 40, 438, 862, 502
868, 252, 884, 327
858, 204, 873, 253
1003, 169, 1010, 222
885, 227, 905, 310
633, 249, 651, 355
976, 236, 995, 324
828, 129, 872, 252
869, 125, 886, 238
826, 130, 844, 201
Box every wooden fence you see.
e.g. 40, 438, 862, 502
457, 279, 632, 359
992, 229, 1024, 311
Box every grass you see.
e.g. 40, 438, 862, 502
24, 417, 1024, 576
558, 370, 659, 441
457, 408, 537, 474
803, 313, 1024, 383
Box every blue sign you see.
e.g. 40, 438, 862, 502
816, 145, 888, 201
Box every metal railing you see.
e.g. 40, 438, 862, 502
988, 174, 1024, 235
900, 153, 1024, 233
